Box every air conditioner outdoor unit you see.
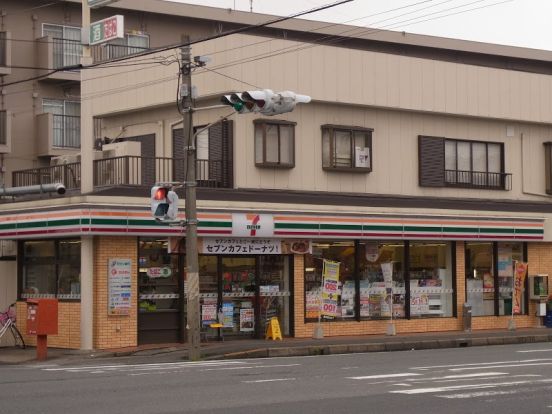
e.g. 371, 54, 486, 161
101, 141, 142, 185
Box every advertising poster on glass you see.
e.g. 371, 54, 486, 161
222, 302, 234, 328
321, 259, 340, 319
108, 258, 132, 316
240, 308, 254, 332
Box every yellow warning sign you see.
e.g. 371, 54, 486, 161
265, 317, 282, 341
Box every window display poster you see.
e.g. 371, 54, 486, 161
410, 294, 430, 315
222, 302, 234, 328
483, 272, 494, 300
108, 258, 132, 316
201, 298, 218, 326
381, 262, 393, 290
498, 246, 513, 277
240, 308, 254, 332
365, 242, 380, 262
322, 259, 340, 318
306, 291, 320, 319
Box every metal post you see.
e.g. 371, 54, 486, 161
181, 38, 201, 361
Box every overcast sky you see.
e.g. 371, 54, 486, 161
166, 0, 552, 51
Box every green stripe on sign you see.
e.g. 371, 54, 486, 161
404, 226, 442, 232
515, 228, 544, 234
442, 227, 478, 233
320, 224, 362, 231
18, 221, 47, 229
480, 228, 513, 234
0, 223, 17, 230
91, 218, 128, 226
200, 221, 232, 228
81, 218, 91, 225
363, 225, 403, 231
49, 219, 81, 227
275, 223, 319, 230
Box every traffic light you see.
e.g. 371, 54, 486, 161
150, 185, 179, 221
221, 89, 311, 116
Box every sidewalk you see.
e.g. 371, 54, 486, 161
2, 327, 552, 365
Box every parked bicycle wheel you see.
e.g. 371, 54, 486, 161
9, 325, 25, 349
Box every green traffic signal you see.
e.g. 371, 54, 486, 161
233, 101, 244, 112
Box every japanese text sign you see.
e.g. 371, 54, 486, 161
201, 238, 281, 255
108, 258, 132, 315
90, 15, 124, 46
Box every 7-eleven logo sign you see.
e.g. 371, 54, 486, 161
232, 213, 274, 237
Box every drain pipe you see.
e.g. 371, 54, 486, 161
0, 183, 66, 196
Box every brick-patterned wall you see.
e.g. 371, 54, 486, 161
94, 236, 138, 349
16, 302, 80, 349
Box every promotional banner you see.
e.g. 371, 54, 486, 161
381, 262, 394, 318
108, 258, 132, 315
321, 259, 340, 318
513, 261, 528, 314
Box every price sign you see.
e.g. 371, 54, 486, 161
89, 15, 124, 45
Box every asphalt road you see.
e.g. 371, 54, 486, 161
3, 343, 552, 414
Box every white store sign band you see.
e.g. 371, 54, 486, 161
201, 238, 281, 255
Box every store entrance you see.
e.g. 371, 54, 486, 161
199, 255, 292, 340
221, 257, 256, 338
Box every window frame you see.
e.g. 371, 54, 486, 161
254, 119, 296, 168
444, 138, 506, 189
321, 124, 373, 172
544, 142, 552, 195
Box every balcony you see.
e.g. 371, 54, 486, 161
91, 43, 149, 63
37, 36, 81, 82
0, 31, 11, 76
37, 113, 81, 157
12, 156, 232, 194
445, 170, 512, 190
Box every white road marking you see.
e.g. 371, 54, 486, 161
347, 373, 421, 380
411, 359, 552, 370
450, 362, 552, 371
390, 379, 552, 395
43, 360, 248, 372
406, 372, 508, 381
242, 378, 296, 383
517, 349, 552, 353
201, 363, 300, 371
439, 390, 519, 399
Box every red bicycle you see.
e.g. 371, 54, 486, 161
0, 303, 25, 349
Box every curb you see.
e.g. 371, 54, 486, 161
207, 333, 552, 360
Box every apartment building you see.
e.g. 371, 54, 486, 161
1, 0, 552, 350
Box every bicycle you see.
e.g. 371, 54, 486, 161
0, 303, 25, 349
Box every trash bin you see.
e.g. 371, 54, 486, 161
463, 303, 472, 332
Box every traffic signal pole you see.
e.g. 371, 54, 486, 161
181, 39, 201, 361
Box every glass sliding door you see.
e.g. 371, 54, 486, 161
259, 256, 291, 336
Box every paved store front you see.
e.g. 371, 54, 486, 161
2, 205, 549, 350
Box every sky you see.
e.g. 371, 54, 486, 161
166, 0, 552, 51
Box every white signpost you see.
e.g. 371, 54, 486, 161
89, 15, 124, 46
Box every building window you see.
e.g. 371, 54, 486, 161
42, 24, 82, 69
322, 125, 372, 172
419, 136, 511, 190
20, 239, 81, 300
254, 119, 295, 168
105, 33, 150, 60
43, 99, 81, 148
0, 110, 7, 146
0, 32, 7, 67
465, 242, 526, 316
544, 142, 552, 195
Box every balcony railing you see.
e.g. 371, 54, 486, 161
52, 115, 80, 148
445, 170, 512, 190
12, 162, 81, 190
91, 44, 149, 63
11, 156, 232, 193
52, 38, 82, 70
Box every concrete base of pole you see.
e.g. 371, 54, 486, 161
386, 322, 396, 336
508, 318, 516, 331
313, 324, 324, 339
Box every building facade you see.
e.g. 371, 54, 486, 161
2, 0, 552, 350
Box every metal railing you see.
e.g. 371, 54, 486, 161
445, 170, 512, 190
12, 163, 81, 190
53, 115, 80, 148
52, 38, 82, 70
91, 44, 149, 63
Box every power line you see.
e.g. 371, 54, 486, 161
1, 0, 353, 88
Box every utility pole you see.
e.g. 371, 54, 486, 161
180, 37, 201, 361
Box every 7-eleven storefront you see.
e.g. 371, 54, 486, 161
2, 205, 550, 350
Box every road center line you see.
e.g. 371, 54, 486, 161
411, 359, 552, 370
202, 364, 300, 371
347, 373, 421, 380
242, 378, 296, 383
517, 349, 552, 353
450, 362, 552, 371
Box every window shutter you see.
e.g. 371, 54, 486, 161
418, 135, 445, 187
545, 142, 552, 195
208, 119, 233, 188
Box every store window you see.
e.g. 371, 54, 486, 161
20, 239, 81, 299
254, 119, 295, 168
358, 241, 405, 319
322, 125, 372, 171
409, 242, 454, 318
466, 242, 526, 316
304, 241, 356, 321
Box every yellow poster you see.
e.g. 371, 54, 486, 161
513, 262, 528, 314
321, 259, 340, 318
